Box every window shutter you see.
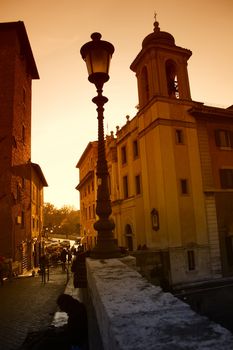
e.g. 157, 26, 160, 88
230, 130, 233, 148
220, 169, 228, 188
220, 169, 233, 189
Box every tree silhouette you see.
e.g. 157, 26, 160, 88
43, 203, 80, 238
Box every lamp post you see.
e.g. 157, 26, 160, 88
80, 33, 121, 259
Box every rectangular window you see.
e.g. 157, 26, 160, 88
215, 129, 233, 148
32, 184, 36, 201
175, 129, 184, 144
133, 140, 139, 158
36, 189, 39, 214
21, 177, 25, 189
123, 176, 129, 199
187, 250, 195, 270
21, 211, 25, 229
121, 146, 127, 165
220, 169, 233, 189
23, 87, 26, 104
135, 175, 141, 195
180, 179, 188, 194
16, 184, 21, 202
93, 204, 95, 219
22, 125, 25, 144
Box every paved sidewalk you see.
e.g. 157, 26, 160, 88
0, 266, 68, 350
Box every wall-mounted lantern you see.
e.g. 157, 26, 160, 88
151, 208, 159, 231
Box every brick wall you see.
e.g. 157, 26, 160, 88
0, 25, 32, 261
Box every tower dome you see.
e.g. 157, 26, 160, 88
142, 17, 175, 48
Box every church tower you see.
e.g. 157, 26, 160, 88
128, 18, 220, 286
130, 16, 192, 110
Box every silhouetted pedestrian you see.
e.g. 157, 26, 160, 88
18, 293, 89, 350
67, 250, 72, 265
7, 258, 13, 281
39, 254, 48, 283
0, 256, 4, 286
71, 248, 90, 288
60, 248, 67, 271
56, 293, 89, 349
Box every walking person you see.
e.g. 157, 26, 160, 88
60, 248, 67, 272
7, 258, 13, 281
0, 256, 4, 286
67, 249, 72, 266
71, 247, 90, 288
39, 254, 47, 283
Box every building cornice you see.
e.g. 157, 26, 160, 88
189, 105, 233, 120
138, 117, 196, 138
30, 162, 48, 187
130, 43, 192, 72
0, 21, 39, 79
76, 170, 94, 191
76, 141, 97, 168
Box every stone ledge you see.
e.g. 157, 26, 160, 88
86, 257, 233, 350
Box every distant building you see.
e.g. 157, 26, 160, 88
76, 137, 118, 250
0, 21, 48, 273
77, 20, 233, 287
76, 142, 98, 250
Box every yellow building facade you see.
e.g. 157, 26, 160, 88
77, 20, 233, 287
76, 142, 98, 250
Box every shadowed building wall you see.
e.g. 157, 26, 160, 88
0, 21, 47, 273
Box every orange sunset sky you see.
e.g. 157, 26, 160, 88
1, 0, 233, 209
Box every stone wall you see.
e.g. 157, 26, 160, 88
85, 257, 233, 350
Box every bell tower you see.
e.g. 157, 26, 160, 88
130, 17, 192, 111
126, 17, 219, 285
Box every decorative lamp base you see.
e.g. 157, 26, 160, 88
90, 240, 123, 259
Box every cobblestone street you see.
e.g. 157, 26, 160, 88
0, 267, 67, 350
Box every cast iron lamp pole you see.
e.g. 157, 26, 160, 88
80, 32, 121, 259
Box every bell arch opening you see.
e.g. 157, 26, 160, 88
166, 59, 179, 99
141, 66, 150, 104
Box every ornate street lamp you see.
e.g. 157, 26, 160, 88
80, 33, 121, 258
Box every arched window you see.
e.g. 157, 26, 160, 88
141, 66, 150, 103
166, 60, 179, 99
